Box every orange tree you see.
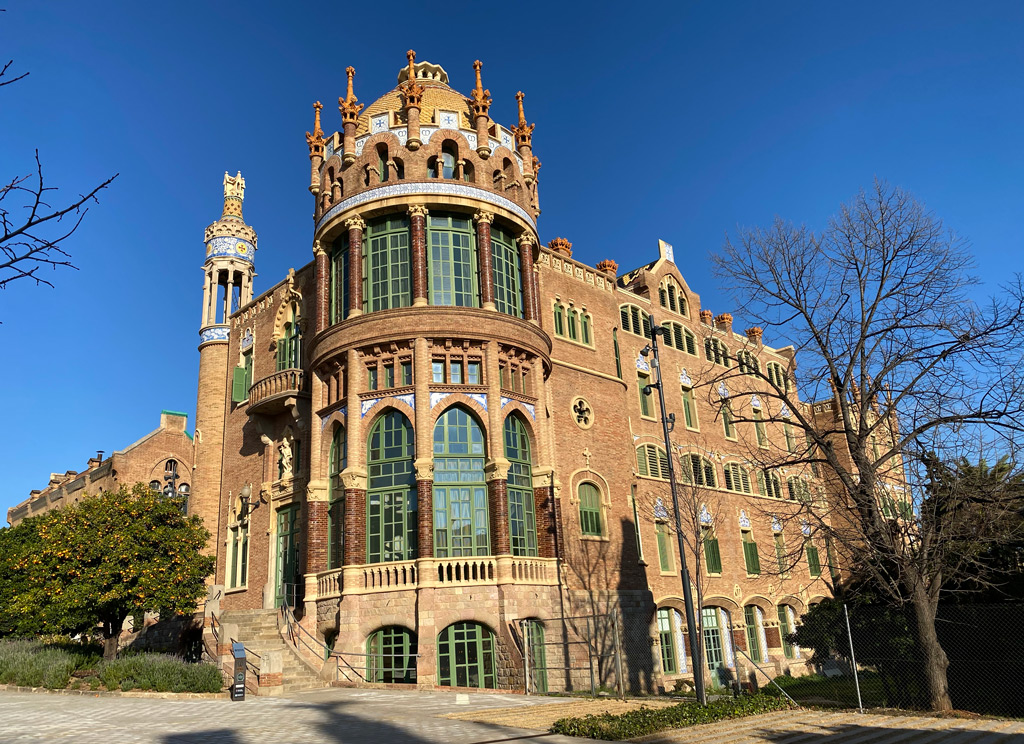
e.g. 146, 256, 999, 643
18, 483, 215, 659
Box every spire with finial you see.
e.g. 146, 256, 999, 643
512, 91, 535, 146
222, 171, 245, 220
402, 50, 424, 108
306, 101, 324, 157
339, 66, 364, 123
469, 60, 491, 116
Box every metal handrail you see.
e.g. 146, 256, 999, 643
279, 601, 331, 663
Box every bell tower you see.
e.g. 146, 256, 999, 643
192, 172, 257, 548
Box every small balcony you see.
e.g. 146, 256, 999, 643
246, 368, 309, 416
314, 555, 559, 600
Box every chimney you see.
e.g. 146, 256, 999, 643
746, 326, 763, 345
714, 313, 733, 334
699, 309, 713, 326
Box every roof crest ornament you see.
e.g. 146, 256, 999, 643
403, 50, 424, 108
470, 60, 492, 116
221, 171, 245, 219
339, 66, 364, 123
512, 91, 535, 146
306, 101, 324, 157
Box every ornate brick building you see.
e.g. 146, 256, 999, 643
197, 54, 833, 694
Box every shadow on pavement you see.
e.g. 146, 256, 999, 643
753, 722, 1022, 742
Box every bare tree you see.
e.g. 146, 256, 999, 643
709, 180, 1024, 711
1, 57, 117, 292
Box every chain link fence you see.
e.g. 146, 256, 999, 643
770, 603, 1024, 717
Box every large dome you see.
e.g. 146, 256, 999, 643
355, 61, 473, 136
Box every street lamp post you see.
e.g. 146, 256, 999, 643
642, 321, 707, 704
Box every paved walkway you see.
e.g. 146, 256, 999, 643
0, 687, 598, 743
3, 687, 1024, 743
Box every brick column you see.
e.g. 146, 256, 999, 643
346, 217, 365, 317
306, 500, 328, 573
313, 241, 329, 333
409, 205, 428, 306
417, 479, 433, 557
517, 235, 538, 323
487, 478, 510, 556
534, 484, 556, 558
343, 488, 366, 566
474, 211, 495, 311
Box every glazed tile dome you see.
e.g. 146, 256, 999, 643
355, 61, 473, 136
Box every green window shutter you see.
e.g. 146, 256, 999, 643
656, 523, 672, 572
743, 540, 760, 575
806, 545, 821, 577
613, 329, 622, 379
232, 366, 248, 403
777, 606, 794, 659
579, 483, 602, 536
704, 536, 722, 574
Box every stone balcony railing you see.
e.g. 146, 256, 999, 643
246, 368, 309, 416
314, 555, 558, 600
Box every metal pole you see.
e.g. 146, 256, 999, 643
844, 604, 864, 713
612, 613, 626, 701
586, 615, 596, 697
646, 321, 707, 705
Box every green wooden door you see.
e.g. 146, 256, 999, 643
275, 505, 301, 608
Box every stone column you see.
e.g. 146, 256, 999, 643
487, 477, 510, 555
346, 217, 365, 317
342, 121, 356, 166
407, 106, 421, 150
474, 211, 495, 311
224, 271, 234, 321
409, 206, 429, 307
484, 340, 511, 555
313, 241, 329, 333
342, 347, 366, 567
517, 235, 538, 323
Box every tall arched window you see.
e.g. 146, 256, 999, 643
504, 416, 536, 557
330, 233, 349, 324
428, 214, 478, 307
366, 411, 416, 563
704, 338, 730, 367
491, 225, 522, 317
619, 304, 653, 339
277, 309, 300, 370
553, 303, 564, 335
433, 407, 488, 557
636, 444, 670, 480
578, 482, 603, 536
441, 142, 457, 179
328, 426, 346, 569
567, 308, 578, 340
744, 605, 767, 663
437, 621, 496, 688
367, 626, 416, 683
364, 215, 411, 312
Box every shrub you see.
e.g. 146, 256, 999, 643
0, 639, 99, 689
549, 694, 793, 740
98, 653, 222, 693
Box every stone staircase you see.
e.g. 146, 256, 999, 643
219, 609, 326, 694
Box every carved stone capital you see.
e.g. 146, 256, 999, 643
306, 479, 329, 503
516, 234, 535, 248
473, 210, 494, 225
532, 467, 554, 488
340, 467, 367, 491
414, 458, 434, 481
484, 457, 511, 482
407, 205, 429, 219
344, 216, 366, 233
312, 240, 325, 258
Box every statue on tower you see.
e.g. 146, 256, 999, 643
223, 171, 246, 200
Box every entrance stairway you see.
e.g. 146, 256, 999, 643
219, 609, 326, 694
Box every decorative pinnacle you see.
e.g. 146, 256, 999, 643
470, 60, 491, 116
306, 101, 324, 156
222, 171, 245, 219
512, 91, 535, 145
402, 49, 424, 108
339, 66, 363, 122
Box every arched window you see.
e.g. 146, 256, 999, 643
366, 412, 416, 563
581, 313, 592, 345
777, 605, 799, 659
428, 214, 478, 307
766, 362, 789, 392
723, 463, 752, 493
433, 407, 488, 557
504, 416, 536, 557
437, 621, 496, 688
661, 321, 693, 353
491, 225, 522, 317
148, 480, 161, 493
759, 470, 783, 499
177, 483, 190, 496
277, 309, 301, 370
567, 308, 578, 340
659, 280, 688, 316
636, 444, 670, 480
367, 626, 417, 683
578, 482, 603, 536
657, 607, 678, 673
365, 215, 411, 312
328, 426, 346, 569
330, 233, 349, 324
737, 351, 759, 375
523, 620, 547, 693
165, 460, 178, 477
682, 454, 717, 487
552, 303, 564, 335
619, 304, 653, 339
376, 144, 389, 183
441, 143, 457, 179
704, 338, 730, 367
787, 476, 811, 503
702, 607, 733, 676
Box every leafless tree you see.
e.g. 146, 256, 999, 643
1, 57, 117, 292
708, 180, 1024, 711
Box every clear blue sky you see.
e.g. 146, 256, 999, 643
2, 2, 1021, 516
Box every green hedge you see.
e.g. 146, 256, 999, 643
549, 694, 793, 740
0, 640, 222, 693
